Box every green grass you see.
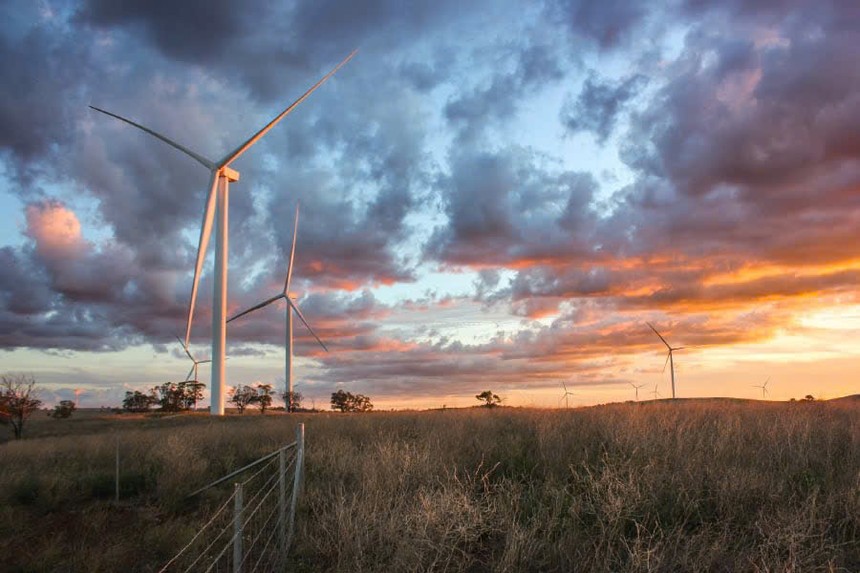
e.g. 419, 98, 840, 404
1, 399, 858, 572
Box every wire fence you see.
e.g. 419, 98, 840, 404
158, 423, 305, 573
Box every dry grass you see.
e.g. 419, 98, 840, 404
1, 399, 857, 572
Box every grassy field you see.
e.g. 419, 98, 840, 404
1, 398, 858, 572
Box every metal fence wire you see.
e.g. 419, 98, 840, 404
158, 423, 305, 573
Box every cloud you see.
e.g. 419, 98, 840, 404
561, 73, 648, 142
1, 0, 859, 403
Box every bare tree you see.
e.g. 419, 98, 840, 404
0, 374, 43, 439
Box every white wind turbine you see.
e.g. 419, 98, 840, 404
647, 322, 685, 399
91, 51, 356, 415
629, 381, 647, 401
753, 377, 770, 400
176, 336, 212, 382
227, 204, 327, 412
559, 381, 575, 408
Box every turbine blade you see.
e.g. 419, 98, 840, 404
283, 203, 299, 295
662, 351, 671, 373
184, 171, 219, 347
227, 293, 285, 323
89, 106, 215, 169
176, 335, 194, 361
186, 365, 195, 381
647, 322, 672, 349
288, 298, 328, 352
199, 359, 212, 364
764, 377, 770, 387
218, 50, 358, 167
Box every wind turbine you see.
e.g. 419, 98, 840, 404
629, 382, 647, 401
651, 383, 661, 399
227, 204, 327, 412
647, 322, 685, 399
753, 377, 770, 399
91, 51, 356, 415
176, 336, 212, 382
559, 381, 575, 408
74, 388, 82, 406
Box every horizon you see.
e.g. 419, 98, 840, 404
1, 1, 859, 410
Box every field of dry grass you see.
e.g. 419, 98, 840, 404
1, 398, 858, 572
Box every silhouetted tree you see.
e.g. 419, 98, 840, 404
183, 381, 206, 410
0, 374, 43, 439
255, 384, 274, 414
122, 390, 157, 412
330, 390, 373, 412
281, 390, 303, 412
51, 400, 77, 419
804, 394, 815, 401
230, 385, 259, 414
476, 390, 501, 408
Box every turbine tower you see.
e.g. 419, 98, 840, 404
177, 336, 212, 382
559, 381, 575, 408
629, 381, 647, 401
647, 322, 685, 399
227, 204, 328, 412
753, 377, 770, 399
91, 51, 356, 415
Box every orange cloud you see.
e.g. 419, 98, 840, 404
25, 201, 86, 260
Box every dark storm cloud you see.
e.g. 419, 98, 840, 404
0, 2, 93, 163
76, 0, 259, 64
427, 146, 600, 267
545, 0, 651, 49
561, 73, 648, 143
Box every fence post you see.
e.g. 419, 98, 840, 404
287, 423, 304, 550
233, 482, 244, 573
115, 435, 120, 502
278, 446, 286, 565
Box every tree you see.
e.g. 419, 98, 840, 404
804, 394, 815, 401
255, 384, 274, 414
122, 390, 157, 413
183, 381, 206, 410
330, 390, 373, 412
150, 381, 205, 412
51, 400, 77, 419
281, 390, 303, 412
230, 385, 259, 414
0, 374, 43, 439
476, 390, 501, 408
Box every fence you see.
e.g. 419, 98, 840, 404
158, 423, 305, 573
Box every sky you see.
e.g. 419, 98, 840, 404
1, 0, 858, 410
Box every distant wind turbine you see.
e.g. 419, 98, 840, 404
227, 204, 328, 412
651, 383, 661, 399
74, 388, 82, 406
629, 382, 647, 401
752, 377, 770, 399
90, 51, 356, 415
647, 322, 685, 399
177, 336, 212, 382
559, 381, 575, 408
